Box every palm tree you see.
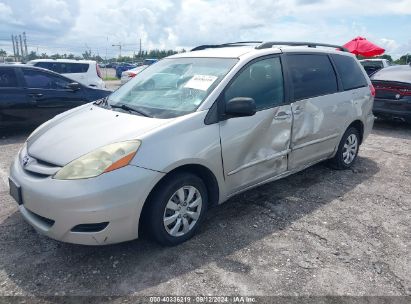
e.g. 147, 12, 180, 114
0, 49, 7, 62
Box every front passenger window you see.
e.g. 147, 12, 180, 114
225, 57, 284, 110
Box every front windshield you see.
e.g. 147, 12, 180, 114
108, 57, 238, 118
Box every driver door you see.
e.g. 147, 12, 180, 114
22, 68, 85, 125
219, 56, 292, 195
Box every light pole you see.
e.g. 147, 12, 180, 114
112, 43, 122, 59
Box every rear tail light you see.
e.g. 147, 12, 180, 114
373, 82, 411, 96
129, 72, 137, 78
369, 84, 376, 97
96, 64, 102, 79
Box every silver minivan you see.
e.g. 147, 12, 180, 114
9, 42, 375, 246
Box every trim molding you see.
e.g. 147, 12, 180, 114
292, 133, 339, 150
227, 149, 290, 176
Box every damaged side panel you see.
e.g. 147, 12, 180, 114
219, 105, 292, 195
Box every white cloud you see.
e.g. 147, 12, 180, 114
0, 2, 21, 25
0, 0, 410, 57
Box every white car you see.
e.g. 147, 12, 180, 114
9, 42, 374, 246
27, 59, 105, 89
121, 65, 148, 84
359, 59, 392, 76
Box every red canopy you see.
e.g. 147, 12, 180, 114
343, 37, 385, 57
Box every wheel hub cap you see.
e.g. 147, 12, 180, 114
163, 185, 202, 237
342, 134, 358, 165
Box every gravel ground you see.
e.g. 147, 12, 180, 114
0, 120, 410, 299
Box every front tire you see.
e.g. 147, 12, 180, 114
145, 173, 208, 246
329, 127, 360, 170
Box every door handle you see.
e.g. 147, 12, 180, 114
28, 93, 44, 99
274, 111, 291, 120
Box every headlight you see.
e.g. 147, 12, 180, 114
53, 140, 141, 180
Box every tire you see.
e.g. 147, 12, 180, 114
145, 173, 208, 246
329, 127, 360, 170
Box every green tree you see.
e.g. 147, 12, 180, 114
82, 50, 92, 60
27, 51, 38, 61
0, 49, 6, 63
394, 54, 411, 65
375, 54, 393, 62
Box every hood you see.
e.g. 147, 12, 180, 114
27, 105, 172, 166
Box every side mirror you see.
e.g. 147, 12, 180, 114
225, 97, 256, 117
67, 82, 81, 91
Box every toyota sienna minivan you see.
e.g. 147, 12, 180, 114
9, 42, 375, 246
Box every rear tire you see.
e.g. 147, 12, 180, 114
329, 127, 360, 170
145, 173, 208, 246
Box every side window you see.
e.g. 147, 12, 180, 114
60, 63, 89, 74
33, 62, 89, 74
34, 62, 54, 71
0, 68, 19, 88
332, 54, 368, 91
287, 54, 338, 100
224, 57, 284, 110
23, 69, 71, 90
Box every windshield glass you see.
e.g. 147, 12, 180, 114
108, 57, 238, 118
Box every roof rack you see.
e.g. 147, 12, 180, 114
191, 41, 263, 51
255, 41, 348, 52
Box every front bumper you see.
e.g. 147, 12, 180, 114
9, 157, 164, 245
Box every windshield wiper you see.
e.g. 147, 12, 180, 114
110, 103, 152, 117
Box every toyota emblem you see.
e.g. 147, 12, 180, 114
22, 155, 31, 167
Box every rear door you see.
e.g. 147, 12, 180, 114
0, 67, 29, 127
21, 68, 86, 125
219, 56, 292, 194
285, 53, 342, 170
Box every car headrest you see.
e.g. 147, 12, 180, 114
250, 65, 266, 81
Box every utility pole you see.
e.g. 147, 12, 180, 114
19, 35, 24, 61
139, 38, 142, 59
112, 43, 122, 59
15, 36, 20, 61
105, 36, 108, 79
23, 32, 28, 57
11, 35, 16, 62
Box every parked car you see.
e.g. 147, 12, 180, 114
27, 59, 105, 89
0, 64, 110, 128
143, 58, 159, 65
360, 59, 392, 76
115, 63, 137, 79
9, 42, 374, 246
371, 64, 411, 123
121, 65, 148, 84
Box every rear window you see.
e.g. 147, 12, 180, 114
332, 55, 368, 90
287, 54, 338, 100
34, 62, 89, 74
0, 68, 19, 88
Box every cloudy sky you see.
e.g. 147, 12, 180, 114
0, 0, 410, 58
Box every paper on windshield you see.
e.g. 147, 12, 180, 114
184, 75, 218, 91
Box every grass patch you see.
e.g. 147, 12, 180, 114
103, 76, 118, 81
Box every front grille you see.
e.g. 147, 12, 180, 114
21, 154, 61, 177
71, 222, 109, 233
